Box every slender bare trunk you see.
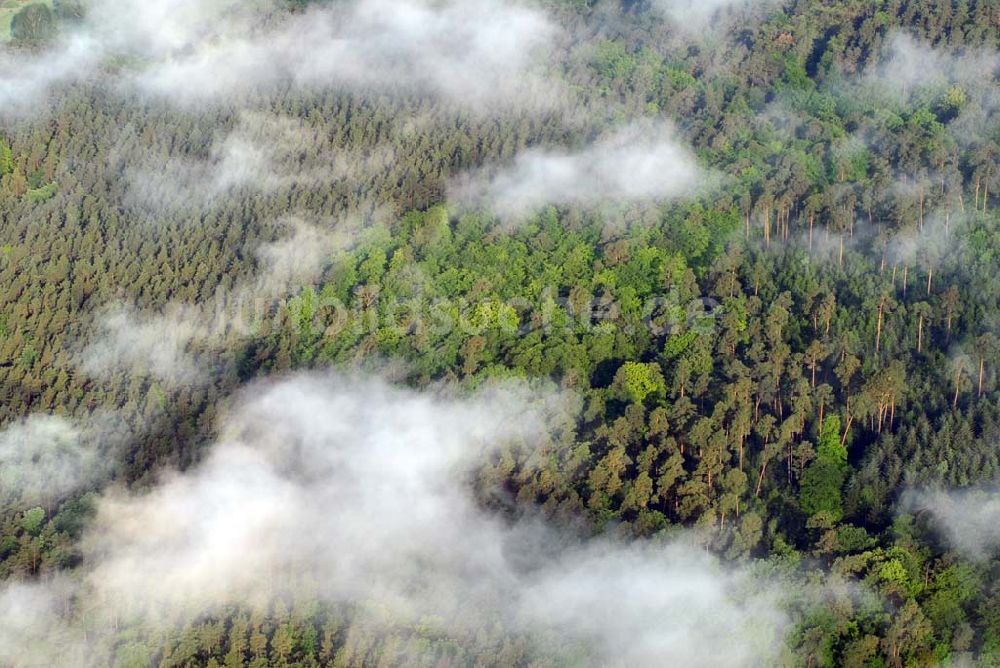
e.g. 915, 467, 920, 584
755, 448, 769, 497
787, 441, 792, 484
876, 300, 884, 352
841, 414, 854, 446
918, 186, 925, 231
764, 207, 771, 247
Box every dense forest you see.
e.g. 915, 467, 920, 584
3, 0, 1000, 665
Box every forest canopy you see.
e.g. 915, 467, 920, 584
2, 0, 1000, 666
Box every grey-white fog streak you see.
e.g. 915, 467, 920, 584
0, 373, 788, 666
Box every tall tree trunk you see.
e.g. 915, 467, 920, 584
787, 441, 792, 484
841, 414, 854, 446
764, 206, 771, 247
755, 447, 770, 497
876, 300, 884, 352
918, 186, 925, 231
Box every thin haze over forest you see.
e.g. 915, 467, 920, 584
2, 0, 1000, 665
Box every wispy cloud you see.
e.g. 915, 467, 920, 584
902, 488, 1000, 560
855, 33, 1000, 153
0, 373, 789, 666
864, 33, 999, 101
0, 413, 126, 506
454, 122, 708, 219
80, 303, 205, 385
124, 112, 396, 212
0, 35, 99, 116
139, 0, 561, 108
0, 579, 88, 667
651, 0, 781, 35
1, 0, 564, 115
78, 219, 339, 385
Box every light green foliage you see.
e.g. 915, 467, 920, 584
879, 559, 909, 589
799, 416, 847, 520
1, 1, 1000, 664
26, 182, 57, 204
815, 416, 846, 464
0, 142, 12, 175
590, 40, 636, 82
21, 506, 45, 536
615, 361, 666, 405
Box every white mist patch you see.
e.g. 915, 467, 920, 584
81, 303, 204, 385
0, 579, 88, 668
0, 36, 101, 116
652, 0, 780, 34
250, 218, 338, 296
84, 0, 253, 57
242, 0, 560, 109
0, 373, 789, 666
903, 488, 1000, 560
869, 33, 1000, 99
83, 375, 543, 615
78, 219, 338, 385
521, 541, 786, 665
0, 414, 120, 506
885, 209, 965, 268
455, 122, 707, 219
123, 111, 397, 212
1, 0, 563, 113
858, 34, 1000, 152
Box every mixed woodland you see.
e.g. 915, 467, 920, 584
4, 0, 1000, 665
